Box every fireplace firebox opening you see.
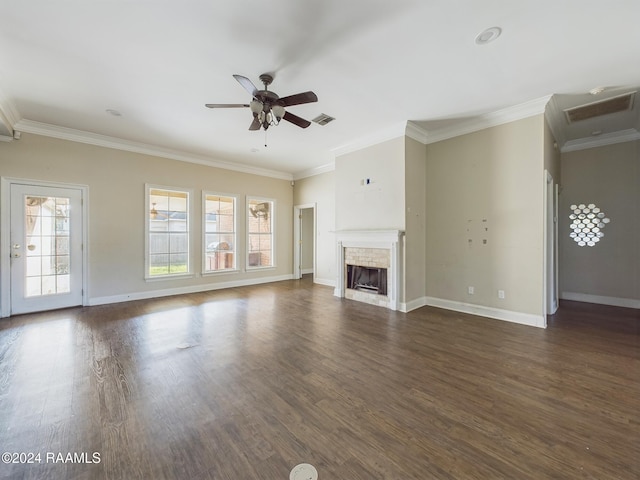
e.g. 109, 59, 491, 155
346, 265, 388, 296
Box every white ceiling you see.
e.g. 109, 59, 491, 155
1, 0, 639, 177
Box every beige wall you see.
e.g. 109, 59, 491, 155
335, 137, 405, 231
425, 115, 546, 317
560, 140, 639, 304
2, 114, 557, 321
293, 171, 335, 286
404, 136, 427, 305
0, 133, 293, 303
301, 207, 314, 271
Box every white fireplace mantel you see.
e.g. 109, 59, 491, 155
334, 229, 404, 310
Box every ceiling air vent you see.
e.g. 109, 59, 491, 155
312, 113, 335, 126
564, 91, 635, 123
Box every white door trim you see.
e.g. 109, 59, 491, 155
543, 170, 558, 321
1, 177, 89, 317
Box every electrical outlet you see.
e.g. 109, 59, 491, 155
468, 286, 474, 295
498, 290, 505, 299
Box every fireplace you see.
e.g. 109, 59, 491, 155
334, 230, 404, 310
347, 265, 388, 295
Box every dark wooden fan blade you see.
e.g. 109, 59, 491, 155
278, 91, 318, 107
283, 111, 311, 128
249, 117, 261, 131
205, 104, 249, 108
233, 74, 258, 97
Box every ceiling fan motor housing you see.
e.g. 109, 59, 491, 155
256, 90, 280, 106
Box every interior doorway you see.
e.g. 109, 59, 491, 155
293, 203, 316, 280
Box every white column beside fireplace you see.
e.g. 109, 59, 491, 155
334, 230, 404, 310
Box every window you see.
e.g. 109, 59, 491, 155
203, 193, 236, 273
247, 197, 274, 268
146, 186, 191, 278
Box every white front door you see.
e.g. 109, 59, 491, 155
9, 184, 84, 314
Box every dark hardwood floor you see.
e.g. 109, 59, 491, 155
1, 276, 638, 479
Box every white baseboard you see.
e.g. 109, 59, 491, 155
561, 292, 640, 309
314, 277, 335, 288
424, 297, 546, 328
89, 274, 294, 306
400, 296, 429, 313
301, 268, 314, 275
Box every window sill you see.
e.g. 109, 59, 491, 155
145, 273, 195, 282
246, 266, 276, 272
202, 269, 240, 277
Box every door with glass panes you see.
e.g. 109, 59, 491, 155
10, 184, 83, 314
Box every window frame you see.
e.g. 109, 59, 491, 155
145, 184, 193, 281
246, 196, 276, 270
202, 191, 238, 275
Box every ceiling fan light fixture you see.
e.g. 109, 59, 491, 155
272, 104, 285, 121
250, 100, 263, 114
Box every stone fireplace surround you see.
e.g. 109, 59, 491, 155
334, 230, 404, 310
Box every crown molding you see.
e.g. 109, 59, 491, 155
0, 84, 20, 125
320, 96, 552, 163
293, 161, 335, 180
0, 87, 19, 138
561, 128, 640, 153
415, 95, 553, 145
13, 119, 293, 181
330, 121, 407, 157
405, 121, 429, 143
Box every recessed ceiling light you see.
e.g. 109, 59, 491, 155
106, 109, 122, 116
589, 87, 605, 95
475, 27, 502, 45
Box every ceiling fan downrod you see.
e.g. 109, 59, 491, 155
259, 73, 274, 89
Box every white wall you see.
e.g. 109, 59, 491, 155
293, 171, 336, 286
0, 133, 294, 306
335, 136, 405, 231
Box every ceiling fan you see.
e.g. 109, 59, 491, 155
205, 73, 318, 131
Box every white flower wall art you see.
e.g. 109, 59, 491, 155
569, 203, 610, 247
